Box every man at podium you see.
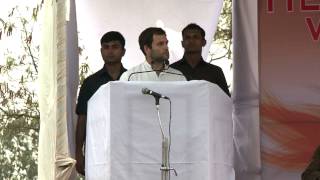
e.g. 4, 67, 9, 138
120, 27, 186, 81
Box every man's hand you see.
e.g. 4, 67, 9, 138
76, 152, 85, 175
76, 115, 87, 176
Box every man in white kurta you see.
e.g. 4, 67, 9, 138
120, 27, 186, 81
120, 61, 186, 81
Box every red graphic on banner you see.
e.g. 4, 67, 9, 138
266, 0, 320, 41
267, 0, 320, 11
260, 0, 320, 175
306, 17, 320, 41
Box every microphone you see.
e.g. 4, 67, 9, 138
129, 60, 168, 81
128, 70, 155, 81
127, 64, 186, 81
142, 88, 169, 99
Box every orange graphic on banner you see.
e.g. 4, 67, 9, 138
261, 93, 320, 170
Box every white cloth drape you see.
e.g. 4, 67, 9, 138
38, 0, 78, 179
232, 1, 260, 180
86, 81, 234, 180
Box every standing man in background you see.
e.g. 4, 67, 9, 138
75, 31, 127, 175
170, 23, 230, 96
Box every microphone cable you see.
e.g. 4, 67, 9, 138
168, 98, 173, 179
127, 66, 186, 81
128, 60, 168, 81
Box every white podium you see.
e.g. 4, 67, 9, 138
86, 81, 234, 180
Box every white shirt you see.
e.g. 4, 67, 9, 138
120, 61, 187, 81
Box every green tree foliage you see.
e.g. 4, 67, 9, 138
0, 2, 42, 179
0, 2, 90, 179
210, 0, 232, 61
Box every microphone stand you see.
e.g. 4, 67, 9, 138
154, 97, 177, 180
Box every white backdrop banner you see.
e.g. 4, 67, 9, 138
75, 0, 223, 71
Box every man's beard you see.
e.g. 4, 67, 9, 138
150, 51, 168, 64
151, 53, 169, 71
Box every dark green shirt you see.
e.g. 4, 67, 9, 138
76, 65, 126, 115
302, 146, 320, 180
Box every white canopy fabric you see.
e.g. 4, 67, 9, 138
76, 0, 223, 71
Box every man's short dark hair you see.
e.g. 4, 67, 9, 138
182, 23, 205, 39
100, 31, 125, 49
139, 27, 166, 55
